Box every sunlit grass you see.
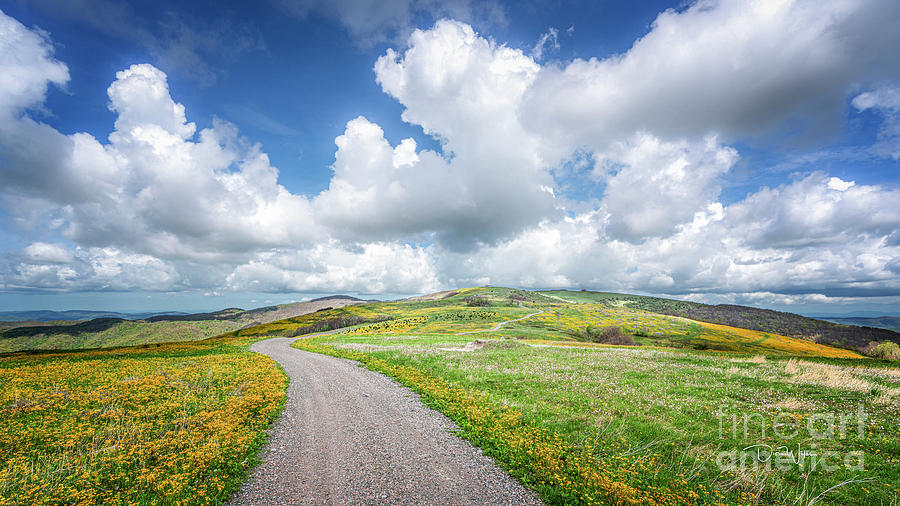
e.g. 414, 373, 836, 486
0, 286, 886, 504
289, 290, 898, 504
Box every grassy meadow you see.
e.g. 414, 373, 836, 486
289, 288, 898, 505
2, 286, 897, 504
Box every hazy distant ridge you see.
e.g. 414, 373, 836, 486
0, 296, 368, 352
0, 310, 186, 322
817, 316, 900, 333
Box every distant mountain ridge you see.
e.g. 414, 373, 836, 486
308, 295, 370, 302
817, 316, 900, 333
0, 309, 187, 322
0, 295, 375, 322
0, 296, 368, 353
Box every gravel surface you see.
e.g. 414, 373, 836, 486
229, 337, 542, 505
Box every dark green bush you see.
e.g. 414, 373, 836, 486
584, 325, 638, 346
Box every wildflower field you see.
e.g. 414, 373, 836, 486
2, 285, 896, 504
0, 337, 286, 505
288, 287, 899, 505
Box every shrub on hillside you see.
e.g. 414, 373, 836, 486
464, 296, 491, 307
862, 340, 900, 360
585, 325, 638, 346
286, 315, 390, 337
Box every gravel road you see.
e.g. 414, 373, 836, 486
229, 337, 541, 505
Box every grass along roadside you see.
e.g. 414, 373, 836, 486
293, 337, 699, 505
0, 337, 287, 505
294, 332, 900, 505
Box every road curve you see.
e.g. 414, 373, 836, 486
457, 310, 544, 335
230, 337, 541, 505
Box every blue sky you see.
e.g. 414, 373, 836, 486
0, 0, 898, 315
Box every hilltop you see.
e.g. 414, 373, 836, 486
227, 286, 866, 358
0, 296, 366, 353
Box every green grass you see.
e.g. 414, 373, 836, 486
296, 330, 899, 504
269, 289, 897, 505
4, 286, 896, 504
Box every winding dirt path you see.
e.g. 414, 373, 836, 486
230, 337, 541, 505
456, 309, 544, 335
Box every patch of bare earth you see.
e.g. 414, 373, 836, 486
404, 290, 459, 302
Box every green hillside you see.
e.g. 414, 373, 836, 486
538, 289, 900, 350
4, 286, 898, 505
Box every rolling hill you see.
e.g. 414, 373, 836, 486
4, 286, 897, 505
0, 296, 368, 353
536, 289, 900, 350
4, 287, 893, 357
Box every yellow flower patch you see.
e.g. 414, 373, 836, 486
0, 341, 286, 505
346, 317, 427, 335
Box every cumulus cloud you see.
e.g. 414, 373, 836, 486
597, 133, 738, 242
225, 242, 440, 294
1, 6, 899, 305
3, 246, 178, 292
444, 173, 900, 299
726, 173, 900, 250
0, 11, 444, 295
2, 62, 321, 260
21, 243, 74, 264
317, 20, 559, 250
0, 10, 69, 116
522, 0, 900, 150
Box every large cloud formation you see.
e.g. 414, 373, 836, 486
523, 0, 900, 148
1, 1, 899, 309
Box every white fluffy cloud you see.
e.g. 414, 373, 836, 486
225, 242, 439, 294
0, 11, 69, 116
3, 245, 178, 292
315, 20, 558, 250
0, 10, 443, 294
445, 173, 900, 299
727, 173, 900, 250
1, 5, 899, 305
522, 0, 900, 150
0, 54, 320, 262
597, 134, 738, 242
